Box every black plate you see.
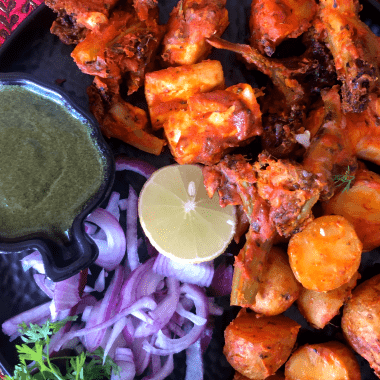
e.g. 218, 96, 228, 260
0, 1, 380, 379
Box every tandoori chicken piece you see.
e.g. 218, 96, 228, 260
164, 83, 263, 165
206, 32, 337, 158
88, 79, 166, 155
45, 0, 119, 44
161, 0, 229, 66
317, 0, 380, 113
249, 0, 317, 56
302, 86, 357, 199
203, 153, 323, 306
71, 4, 165, 95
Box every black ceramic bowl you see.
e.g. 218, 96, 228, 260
0, 72, 115, 282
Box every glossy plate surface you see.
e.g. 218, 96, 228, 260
0, 1, 379, 379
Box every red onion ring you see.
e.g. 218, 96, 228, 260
115, 155, 157, 179
86, 208, 126, 271
134, 277, 180, 338
83, 265, 124, 351
126, 185, 139, 271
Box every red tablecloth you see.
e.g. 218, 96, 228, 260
0, 0, 44, 46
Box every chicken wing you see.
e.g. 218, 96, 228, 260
317, 0, 380, 112
249, 0, 317, 56
162, 0, 229, 66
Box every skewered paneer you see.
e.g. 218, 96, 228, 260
249, 0, 317, 57
162, 0, 229, 66
224, 309, 300, 380
145, 60, 225, 131
164, 83, 263, 164
145, 61, 263, 164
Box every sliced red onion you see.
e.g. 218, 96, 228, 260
207, 298, 224, 316
167, 321, 185, 338
115, 155, 156, 179
57, 296, 157, 351
85, 221, 98, 235
93, 268, 107, 293
106, 191, 121, 221
143, 284, 208, 355
50, 272, 82, 320
185, 339, 203, 380
100, 327, 127, 360
135, 270, 164, 299
200, 319, 214, 355
122, 317, 135, 347
153, 254, 214, 287
145, 236, 159, 258
21, 250, 45, 274
142, 355, 174, 380
103, 317, 128, 362
111, 347, 136, 380
134, 277, 180, 338
133, 336, 152, 375
2, 301, 51, 339
126, 185, 139, 271
83, 265, 124, 351
131, 310, 154, 324
176, 302, 207, 326
209, 261, 233, 297
86, 208, 126, 271
118, 198, 129, 211
118, 258, 155, 311
33, 274, 54, 298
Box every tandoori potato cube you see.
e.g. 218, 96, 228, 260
250, 246, 301, 316
288, 215, 362, 291
224, 309, 300, 379
297, 272, 360, 329
322, 168, 380, 252
342, 274, 380, 377
285, 341, 361, 380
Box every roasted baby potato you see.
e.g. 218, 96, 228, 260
250, 246, 301, 316
288, 215, 362, 291
297, 272, 360, 329
144, 60, 225, 130
342, 274, 380, 377
322, 167, 380, 252
285, 341, 361, 380
224, 309, 300, 379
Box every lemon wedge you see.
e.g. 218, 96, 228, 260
138, 164, 236, 263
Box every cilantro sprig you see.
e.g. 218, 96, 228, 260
6, 317, 120, 380
333, 166, 355, 192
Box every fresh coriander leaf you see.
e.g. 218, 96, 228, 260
333, 166, 355, 192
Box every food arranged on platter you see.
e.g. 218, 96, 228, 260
1, 0, 380, 379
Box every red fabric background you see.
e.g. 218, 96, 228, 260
0, 0, 43, 46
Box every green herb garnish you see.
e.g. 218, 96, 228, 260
333, 166, 355, 192
6, 317, 120, 380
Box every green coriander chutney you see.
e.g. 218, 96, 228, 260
0, 85, 106, 242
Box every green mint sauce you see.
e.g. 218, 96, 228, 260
0, 85, 106, 242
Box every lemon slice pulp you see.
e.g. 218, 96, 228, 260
138, 164, 236, 263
